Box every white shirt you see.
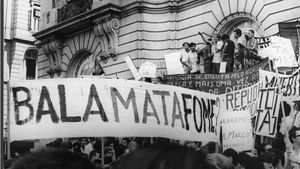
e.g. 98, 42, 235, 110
181, 50, 191, 73
212, 41, 224, 63
189, 52, 199, 73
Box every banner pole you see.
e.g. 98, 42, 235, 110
7, 81, 10, 159
101, 137, 104, 167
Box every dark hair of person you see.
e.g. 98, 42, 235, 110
221, 34, 230, 41
89, 150, 100, 160
289, 126, 300, 144
234, 29, 242, 36
260, 148, 285, 167
223, 148, 238, 166
10, 148, 95, 169
182, 42, 189, 46
237, 152, 251, 168
111, 144, 206, 169
214, 34, 221, 40
245, 157, 264, 169
189, 42, 196, 47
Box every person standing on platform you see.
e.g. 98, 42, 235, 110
211, 34, 224, 74
180, 42, 192, 74
189, 42, 200, 74
198, 32, 213, 73
221, 34, 235, 73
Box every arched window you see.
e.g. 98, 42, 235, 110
24, 47, 38, 80
67, 50, 104, 78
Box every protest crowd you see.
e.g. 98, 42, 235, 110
4, 25, 300, 169
180, 29, 263, 74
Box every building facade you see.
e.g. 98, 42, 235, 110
3, 0, 40, 155
34, 0, 300, 80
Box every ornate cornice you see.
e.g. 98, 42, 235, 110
41, 39, 64, 78
93, 15, 120, 63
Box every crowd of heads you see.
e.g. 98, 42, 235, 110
8, 141, 287, 169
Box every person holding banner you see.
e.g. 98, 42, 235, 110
180, 42, 192, 74
211, 34, 224, 74
198, 32, 213, 73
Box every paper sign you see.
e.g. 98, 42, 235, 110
258, 36, 298, 68
138, 62, 157, 78
220, 62, 227, 73
219, 110, 253, 152
9, 78, 220, 142
164, 52, 185, 75
254, 87, 281, 138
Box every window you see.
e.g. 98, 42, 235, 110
25, 58, 36, 79
24, 48, 38, 80
29, 2, 40, 32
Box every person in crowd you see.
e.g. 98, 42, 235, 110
221, 34, 235, 72
211, 33, 224, 73
245, 29, 259, 59
189, 42, 200, 73
89, 150, 101, 164
111, 144, 207, 169
127, 141, 138, 153
260, 148, 285, 169
180, 42, 192, 74
198, 32, 213, 73
233, 28, 245, 70
292, 101, 300, 128
61, 141, 73, 151
104, 142, 116, 166
286, 126, 300, 168
204, 153, 234, 169
237, 152, 251, 169
245, 157, 265, 169
223, 148, 239, 168
72, 142, 88, 158
10, 148, 95, 169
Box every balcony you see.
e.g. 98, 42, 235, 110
57, 0, 93, 23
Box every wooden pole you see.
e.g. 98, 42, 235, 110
7, 82, 10, 160
101, 137, 104, 166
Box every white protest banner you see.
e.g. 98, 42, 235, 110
259, 69, 300, 100
9, 78, 220, 142
220, 83, 260, 117
138, 62, 157, 78
219, 110, 253, 152
254, 87, 281, 138
271, 36, 298, 69
258, 36, 298, 68
164, 52, 185, 75
124, 56, 140, 80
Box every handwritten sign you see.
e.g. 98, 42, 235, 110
9, 78, 220, 142
254, 87, 281, 138
164, 60, 268, 94
220, 83, 260, 117
259, 69, 300, 99
271, 36, 298, 69
258, 36, 298, 68
219, 110, 253, 152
